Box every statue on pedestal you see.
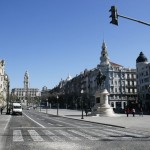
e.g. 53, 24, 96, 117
96, 69, 106, 89
91, 69, 115, 117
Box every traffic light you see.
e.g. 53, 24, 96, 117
109, 6, 118, 25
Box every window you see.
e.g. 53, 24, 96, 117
111, 80, 113, 84
122, 73, 125, 78
115, 88, 117, 92
132, 81, 134, 86
128, 81, 130, 86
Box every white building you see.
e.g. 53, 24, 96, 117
136, 52, 150, 111
11, 71, 41, 106
57, 41, 137, 111
87, 41, 137, 110
0, 60, 9, 107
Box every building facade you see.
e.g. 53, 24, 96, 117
0, 60, 9, 107
11, 71, 41, 106
136, 52, 150, 111
56, 41, 137, 111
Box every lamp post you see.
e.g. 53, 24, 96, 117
40, 100, 41, 111
5, 75, 10, 114
57, 95, 59, 116
46, 99, 48, 114
81, 89, 84, 119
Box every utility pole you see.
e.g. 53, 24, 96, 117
109, 5, 150, 26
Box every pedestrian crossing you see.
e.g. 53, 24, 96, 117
11, 128, 149, 142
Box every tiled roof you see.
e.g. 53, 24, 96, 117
110, 61, 123, 67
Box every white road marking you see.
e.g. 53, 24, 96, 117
28, 130, 44, 141
23, 112, 45, 128
68, 130, 99, 140
13, 130, 24, 142
42, 130, 65, 142
56, 130, 81, 141
4, 116, 11, 131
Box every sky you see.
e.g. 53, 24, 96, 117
0, 0, 150, 90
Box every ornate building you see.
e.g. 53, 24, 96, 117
55, 41, 137, 111
11, 71, 41, 106
136, 52, 150, 111
0, 60, 9, 107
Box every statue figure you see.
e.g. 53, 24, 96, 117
96, 69, 106, 88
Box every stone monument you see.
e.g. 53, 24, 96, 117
91, 69, 115, 117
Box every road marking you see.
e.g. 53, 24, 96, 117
4, 116, 11, 131
13, 130, 24, 142
68, 130, 99, 140
28, 130, 44, 141
56, 130, 81, 141
42, 130, 65, 142
11, 126, 100, 129
23, 112, 45, 128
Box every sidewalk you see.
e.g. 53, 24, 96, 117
0, 108, 11, 150
38, 108, 150, 131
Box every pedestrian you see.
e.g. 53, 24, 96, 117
132, 108, 135, 117
1, 107, 3, 114
85, 109, 88, 116
125, 107, 130, 117
139, 108, 143, 117
8, 107, 10, 114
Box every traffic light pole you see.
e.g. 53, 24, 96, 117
109, 5, 150, 26
118, 14, 150, 26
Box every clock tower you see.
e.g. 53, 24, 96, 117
24, 71, 29, 89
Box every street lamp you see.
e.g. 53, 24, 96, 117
46, 99, 48, 114
4, 74, 10, 114
57, 95, 59, 116
81, 89, 84, 119
40, 100, 41, 111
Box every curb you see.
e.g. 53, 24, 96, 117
40, 111, 125, 129
62, 115, 125, 128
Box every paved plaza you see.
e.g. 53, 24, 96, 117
37, 108, 150, 131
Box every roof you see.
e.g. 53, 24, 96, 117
110, 62, 123, 67
136, 52, 148, 63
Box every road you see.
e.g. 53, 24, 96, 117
2, 109, 150, 150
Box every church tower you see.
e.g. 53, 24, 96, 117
24, 71, 29, 89
100, 41, 110, 66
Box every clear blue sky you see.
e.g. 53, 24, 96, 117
0, 0, 150, 90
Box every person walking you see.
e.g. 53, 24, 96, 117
1, 107, 3, 114
132, 108, 135, 117
139, 108, 143, 117
125, 107, 130, 117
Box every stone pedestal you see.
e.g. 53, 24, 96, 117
91, 88, 115, 117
